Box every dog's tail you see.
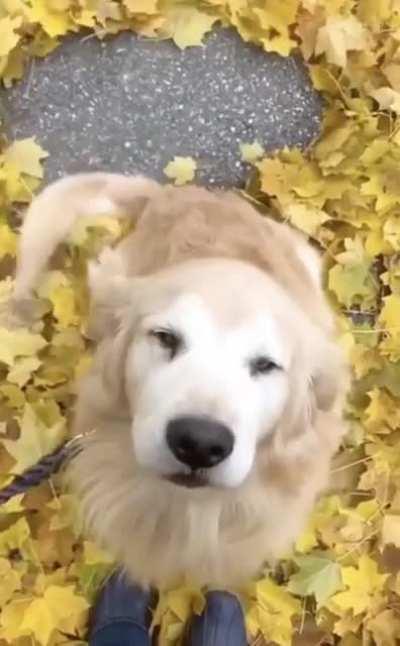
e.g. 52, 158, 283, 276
13, 173, 160, 303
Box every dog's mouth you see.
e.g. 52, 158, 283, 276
167, 471, 209, 488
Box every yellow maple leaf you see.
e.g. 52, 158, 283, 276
48, 494, 83, 536
359, 138, 389, 165
164, 156, 197, 185
332, 613, 364, 640
0, 277, 13, 304
285, 202, 330, 236
315, 16, 369, 68
94, 0, 123, 24
153, 587, 205, 643
0, 14, 21, 56
162, 7, 218, 49
38, 270, 80, 327
360, 171, 400, 212
3, 403, 66, 475
27, 0, 73, 37
19, 585, 89, 646
47, 0, 71, 10
83, 540, 114, 565
379, 294, 400, 336
257, 156, 296, 204
383, 215, 400, 251
7, 356, 42, 387
350, 344, 382, 380
0, 557, 21, 606
167, 587, 205, 621
295, 495, 341, 553
240, 141, 264, 163
365, 228, 392, 258
253, 0, 299, 32
0, 164, 30, 202
341, 500, 379, 522
357, 0, 393, 29
383, 63, 400, 91
0, 517, 32, 558
335, 237, 367, 266
0, 327, 47, 366
309, 63, 341, 95
328, 261, 377, 308
1, 492, 25, 513
0, 0, 28, 18
74, 7, 96, 27
2, 137, 49, 178
253, 1, 298, 55
381, 514, 400, 549
0, 597, 31, 643
364, 388, 400, 433
339, 500, 380, 543
124, 0, 159, 14
50, 283, 80, 327
0, 382, 25, 407
70, 214, 122, 245
366, 608, 400, 646
246, 578, 301, 646
295, 5, 325, 60
295, 522, 319, 553
0, 222, 17, 258
330, 554, 388, 615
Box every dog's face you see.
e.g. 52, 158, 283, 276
15, 174, 346, 587
94, 257, 328, 490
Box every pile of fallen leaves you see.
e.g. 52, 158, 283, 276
1, 1, 400, 645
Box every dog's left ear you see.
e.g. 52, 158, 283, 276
281, 334, 346, 443
311, 345, 345, 413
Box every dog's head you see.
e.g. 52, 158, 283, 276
13, 173, 345, 495
87, 253, 343, 491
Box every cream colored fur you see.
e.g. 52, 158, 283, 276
14, 173, 347, 589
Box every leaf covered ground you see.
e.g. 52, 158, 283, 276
1, 1, 400, 645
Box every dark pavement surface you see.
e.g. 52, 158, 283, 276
1, 28, 321, 187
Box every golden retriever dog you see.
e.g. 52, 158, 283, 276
14, 173, 347, 590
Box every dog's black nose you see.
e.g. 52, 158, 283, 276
166, 416, 234, 470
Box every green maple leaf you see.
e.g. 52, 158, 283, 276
357, 360, 400, 397
328, 262, 377, 308
288, 554, 343, 606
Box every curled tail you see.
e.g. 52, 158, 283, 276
14, 172, 160, 302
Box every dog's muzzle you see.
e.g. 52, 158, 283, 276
165, 415, 234, 488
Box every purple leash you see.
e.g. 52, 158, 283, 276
0, 437, 83, 505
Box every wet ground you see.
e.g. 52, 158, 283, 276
1, 27, 321, 187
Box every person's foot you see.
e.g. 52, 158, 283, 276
88, 570, 155, 646
188, 590, 248, 645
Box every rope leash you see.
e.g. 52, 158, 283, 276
0, 435, 86, 505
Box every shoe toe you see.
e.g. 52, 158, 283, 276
89, 570, 155, 645
188, 590, 247, 646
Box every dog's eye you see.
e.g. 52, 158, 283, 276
149, 329, 182, 359
249, 356, 279, 377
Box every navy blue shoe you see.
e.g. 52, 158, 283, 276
88, 570, 155, 646
188, 591, 248, 645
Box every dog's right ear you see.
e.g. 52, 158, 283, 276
86, 248, 134, 339
13, 172, 161, 311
